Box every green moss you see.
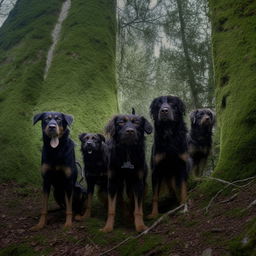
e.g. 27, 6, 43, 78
0, 0, 118, 183
118, 234, 163, 256
229, 218, 256, 255
0, 243, 47, 256
209, 0, 256, 183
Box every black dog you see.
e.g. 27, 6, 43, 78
148, 95, 190, 218
75, 133, 108, 220
31, 112, 86, 230
188, 108, 215, 176
101, 114, 152, 232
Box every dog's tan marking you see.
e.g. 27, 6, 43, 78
64, 193, 73, 228
134, 195, 147, 232
179, 153, 189, 162
63, 167, 72, 178
75, 193, 92, 221
101, 194, 117, 233
30, 193, 48, 231
148, 183, 160, 219
41, 164, 51, 175
154, 153, 166, 164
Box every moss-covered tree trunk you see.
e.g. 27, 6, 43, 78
210, 0, 256, 180
0, 0, 118, 183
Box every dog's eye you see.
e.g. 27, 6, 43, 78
91, 136, 95, 140
44, 117, 51, 122
118, 121, 124, 126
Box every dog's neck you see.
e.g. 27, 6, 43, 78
190, 125, 213, 145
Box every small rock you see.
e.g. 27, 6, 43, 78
242, 236, 249, 245
202, 248, 212, 256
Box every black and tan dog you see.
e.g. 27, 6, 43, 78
101, 114, 152, 232
75, 133, 108, 220
188, 108, 215, 176
148, 95, 190, 219
31, 112, 86, 230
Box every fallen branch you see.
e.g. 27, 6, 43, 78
247, 199, 256, 209
205, 175, 256, 213
99, 204, 184, 256
219, 193, 238, 204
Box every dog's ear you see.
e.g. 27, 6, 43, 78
208, 109, 216, 125
150, 98, 159, 120
79, 133, 87, 142
105, 116, 117, 137
62, 114, 73, 126
142, 117, 153, 134
190, 110, 197, 125
176, 97, 186, 115
97, 134, 106, 142
33, 112, 45, 125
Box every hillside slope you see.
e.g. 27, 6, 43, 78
0, 0, 118, 183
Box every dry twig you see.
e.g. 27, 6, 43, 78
99, 204, 185, 256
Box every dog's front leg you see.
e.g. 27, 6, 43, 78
134, 177, 148, 232
30, 180, 50, 231
101, 176, 117, 233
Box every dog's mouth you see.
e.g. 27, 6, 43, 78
85, 145, 94, 154
50, 136, 59, 148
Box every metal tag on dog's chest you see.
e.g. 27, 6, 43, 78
121, 161, 134, 169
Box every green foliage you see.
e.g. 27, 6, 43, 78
0, 0, 118, 183
209, 0, 256, 185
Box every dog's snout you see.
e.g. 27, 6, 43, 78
126, 128, 135, 135
49, 124, 57, 129
161, 108, 169, 114
205, 116, 210, 120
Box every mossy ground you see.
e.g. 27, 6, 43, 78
0, 0, 118, 184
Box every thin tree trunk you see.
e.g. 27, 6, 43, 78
176, 0, 200, 108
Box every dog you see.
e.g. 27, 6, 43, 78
31, 112, 86, 230
188, 108, 215, 176
148, 95, 190, 219
75, 133, 108, 220
101, 113, 153, 232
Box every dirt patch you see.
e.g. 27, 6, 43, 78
0, 181, 255, 255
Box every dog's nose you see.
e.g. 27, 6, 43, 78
161, 108, 169, 114
49, 124, 56, 129
205, 116, 210, 120
87, 141, 92, 145
126, 128, 135, 134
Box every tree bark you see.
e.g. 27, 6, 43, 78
209, 0, 256, 180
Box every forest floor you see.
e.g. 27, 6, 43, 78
0, 180, 255, 256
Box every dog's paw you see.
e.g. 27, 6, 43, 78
30, 224, 44, 231
64, 222, 72, 228
74, 214, 83, 221
100, 226, 113, 233
147, 213, 158, 219
136, 224, 148, 233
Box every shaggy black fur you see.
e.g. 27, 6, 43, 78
102, 114, 152, 232
188, 108, 215, 176
31, 112, 86, 230
149, 96, 190, 218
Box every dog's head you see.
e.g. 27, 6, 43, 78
105, 114, 152, 145
79, 133, 105, 155
190, 108, 215, 128
150, 95, 185, 122
33, 112, 73, 148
